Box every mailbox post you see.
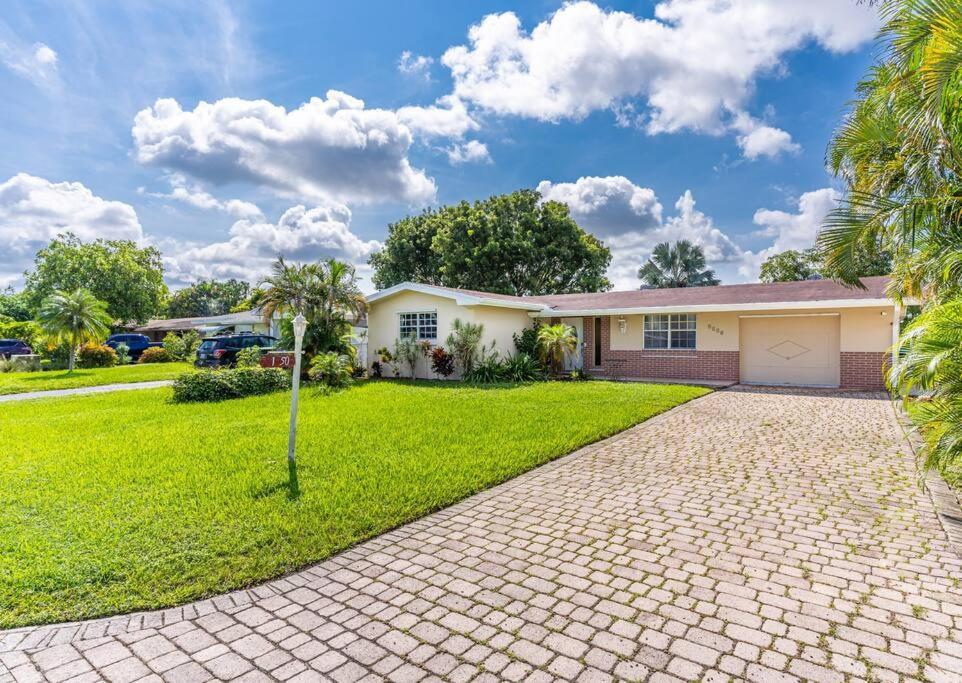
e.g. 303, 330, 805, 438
287, 313, 307, 464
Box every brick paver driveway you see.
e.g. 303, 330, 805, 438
3, 388, 961, 682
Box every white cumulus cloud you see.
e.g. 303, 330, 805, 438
446, 140, 491, 165
732, 114, 801, 160
740, 187, 839, 278
397, 51, 433, 81
538, 176, 748, 289
440, 0, 877, 157
141, 174, 263, 220
132, 91, 437, 206
0, 173, 143, 286
162, 204, 381, 285
396, 95, 479, 140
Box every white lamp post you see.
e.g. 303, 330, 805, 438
288, 312, 308, 464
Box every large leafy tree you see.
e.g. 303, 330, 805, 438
638, 240, 720, 288
370, 189, 612, 295
0, 287, 32, 322
759, 245, 892, 282
818, 0, 962, 477
24, 234, 167, 324
166, 279, 251, 318
37, 289, 112, 373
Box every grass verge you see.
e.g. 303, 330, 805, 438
0, 363, 193, 396
0, 379, 707, 627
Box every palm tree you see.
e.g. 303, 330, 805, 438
638, 241, 720, 288
260, 257, 367, 360
537, 323, 577, 375
37, 289, 112, 373
445, 318, 484, 375
818, 0, 962, 477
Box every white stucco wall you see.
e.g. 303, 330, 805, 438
366, 290, 535, 377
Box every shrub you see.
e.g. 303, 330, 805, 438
77, 342, 117, 368
370, 361, 383, 378
446, 318, 484, 375
0, 359, 12, 373
430, 346, 455, 378
513, 326, 540, 357
465, 352, 505, 384
236, 345, 262, 369
503, 353, 544, 382
171, 368, 289, 403
138, 346, 170, 363
0, 320, 43, 350
115, 343, 132, 365
162, 330, 201, 362
394, 337, 421, 379
308, 351, 353, 390
376, 347, 395, 377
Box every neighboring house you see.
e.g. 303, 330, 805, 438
366, 277, 903, 390
133, 309, 274, 342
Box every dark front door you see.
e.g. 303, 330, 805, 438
593, 317, 602, 367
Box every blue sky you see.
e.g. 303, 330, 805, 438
0, 0, 881, 292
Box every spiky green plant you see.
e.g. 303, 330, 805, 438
537, 323, 578, 375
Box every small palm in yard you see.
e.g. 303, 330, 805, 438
638, 240, 720, 288
37, 289, 112, 373
538, 323, 577, 375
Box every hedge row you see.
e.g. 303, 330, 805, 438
171, 368, 290, 403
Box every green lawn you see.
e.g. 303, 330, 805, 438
0, 380, 707, 628
0, 363, 193, 395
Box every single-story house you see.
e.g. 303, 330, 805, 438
134, 309, 274, 342
365, 276, 903, 390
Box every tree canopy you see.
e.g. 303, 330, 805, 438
24, 234, 167, 325
758, 246, 891, 283
0, 287, 32, 322
638, 240, 720, 288
370, 189, 612, 296
166, 279, 251, 318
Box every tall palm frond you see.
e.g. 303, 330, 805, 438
37, 289, 112, 372
638, 240, 720, 289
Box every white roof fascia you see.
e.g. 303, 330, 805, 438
528, 297, 895, 318
366, 282, 548, 312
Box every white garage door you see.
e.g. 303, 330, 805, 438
739, 315, 840, 387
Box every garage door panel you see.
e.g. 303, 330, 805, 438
740, 316, 840, 387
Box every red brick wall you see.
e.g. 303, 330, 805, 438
840, 352, 887, 390
582, 315, 740, 381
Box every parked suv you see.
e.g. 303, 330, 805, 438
0, 339, 32, 359
105, 333, 161, 360
195, 333, 278, 368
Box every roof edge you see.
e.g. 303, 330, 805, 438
366, 282, 551, 312
531, 298, 897, 318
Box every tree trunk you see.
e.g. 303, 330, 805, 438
68, 346, 76, 373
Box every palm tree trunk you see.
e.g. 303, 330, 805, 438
68, 346, 76, 373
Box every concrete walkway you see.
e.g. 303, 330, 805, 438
0, 380, 173, 403
2, 388, 961, 682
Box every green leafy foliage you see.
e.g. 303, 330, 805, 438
759, 247, 891, 283
503, 353, 545, 382
138, 347, 170, 364
114, 343, 132, 365
166, 279, 251, 318
25, 234, 167, 324
162, 330, 201, 362
308, 351, 354, 389
638, 240, 720, 288
235, 345, 263, 369
0, 287, 32, 321
370, 189, 612, 295
76, 343, 117, 369
464, 354, 506, 384
171, 368, 290, 403
393, 336, 422, 379
512, 326, 541, 357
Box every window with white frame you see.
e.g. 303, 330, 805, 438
643, 314, 696, 349
399, 312, 437, 340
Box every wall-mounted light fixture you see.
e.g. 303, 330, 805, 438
618, 316, 627, 334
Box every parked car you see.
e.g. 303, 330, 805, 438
195, 333, 278, 368
105, 333, 162, 359
0, 339, 32, 359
